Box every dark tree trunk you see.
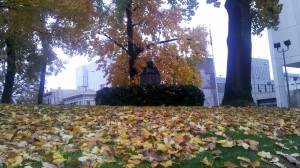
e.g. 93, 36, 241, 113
1, 38, 17, 103
37, 61, 47, 104
37, 32, 52, 105
126, 2, 138, 82
222, 0, 254, 106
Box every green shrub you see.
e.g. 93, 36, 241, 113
95, 84, 205, 106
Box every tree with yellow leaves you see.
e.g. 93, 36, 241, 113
93, 0, 208, 87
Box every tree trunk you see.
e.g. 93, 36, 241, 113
222, 0, 254, 106
37, 61, 47, 104
126, 2, 138, 82
1, 38, 17, 103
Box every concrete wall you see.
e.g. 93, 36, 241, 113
268, 0, 300, 107
290, 90, 300, 107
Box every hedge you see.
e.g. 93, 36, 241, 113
95, 84, 205, 106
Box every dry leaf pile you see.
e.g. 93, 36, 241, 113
0, 105, 299, 168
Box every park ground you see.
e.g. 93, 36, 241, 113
0, 105, 299, 168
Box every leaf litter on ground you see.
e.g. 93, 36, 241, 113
0, 105, 299, 168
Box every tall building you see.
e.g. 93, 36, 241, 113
76, 62, 107, 91
268, 0, 300, 107
198, 57, 218, 106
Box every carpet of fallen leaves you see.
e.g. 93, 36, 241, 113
0, 105, 299, 168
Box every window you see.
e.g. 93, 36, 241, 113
87, 101, 90, 105
265, 85, 267, 92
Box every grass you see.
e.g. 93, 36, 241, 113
0, 105, 299, 168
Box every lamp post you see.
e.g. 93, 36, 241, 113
293, 77, 298, 89
273, 39, 291, 108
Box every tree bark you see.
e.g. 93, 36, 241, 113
1, 38, 17, 103
222, 0, 254, 106
126, 2, 138, 81
37, 61, 47, 104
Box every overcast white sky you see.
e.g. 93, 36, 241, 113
46, 0, 273, 90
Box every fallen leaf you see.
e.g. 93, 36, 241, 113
224, 161, 238, 168
161, 160, 173, 167
237, 156, 251, 162
212, 150, 222, 155
258, 151, 272, 159
251, 161, 260, 168
7, 155, 23, 167
42, 162, 59, 168
201, 157, 213, 166
275, 142, 289, 150
273, 162, 286, 168
285, 155, 300, 165
279, 119, 285, 127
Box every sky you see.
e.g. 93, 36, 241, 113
45, 0, 273, 90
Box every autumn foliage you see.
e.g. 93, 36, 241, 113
93, 0, 208, 86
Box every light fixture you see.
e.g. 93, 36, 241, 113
283, 39, 291, 48
273, 42, 281, 50
273, 39, 292, 108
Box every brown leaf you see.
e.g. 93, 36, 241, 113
224, 161, 238, 168
212, 150, 222, 155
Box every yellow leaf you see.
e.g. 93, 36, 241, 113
73, 126, 81, 132
204, 121, 214, 126
128, 159, 141, 165
104, 159, 117, 163
279, 119, 285, 127
52, 158, 66, 163
222, 140, 235, 147
217, 125, 225, 130
7, 155, 23, 167
251, 161, 260, 168
143, 141, 153, 149
157, 143, 168, 152
217, 140, 227, 144
237, 156, 251, 162
130, 154, 143, 160
258, 151, 272, 159
201, 157, 213, 166
125, 164, 135, 168
161, 160, 173, 167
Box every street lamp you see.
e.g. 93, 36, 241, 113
294, 77, 299, 89
273, 39, 291, 108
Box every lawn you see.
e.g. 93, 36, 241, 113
0, 104, 299, 168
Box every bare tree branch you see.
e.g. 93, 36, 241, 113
146, 38, 192, 50
99, 31, 129, 54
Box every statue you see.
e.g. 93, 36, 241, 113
140, 60, 161, 85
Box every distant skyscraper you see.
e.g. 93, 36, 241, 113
76, 62, 107, 91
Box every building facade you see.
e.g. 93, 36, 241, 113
198, 57, 219, 106
268, 0, 300, 107
61, 90, 96, 105
43, 87, 77, 104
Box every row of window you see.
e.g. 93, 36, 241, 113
217, 83, 275, 93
